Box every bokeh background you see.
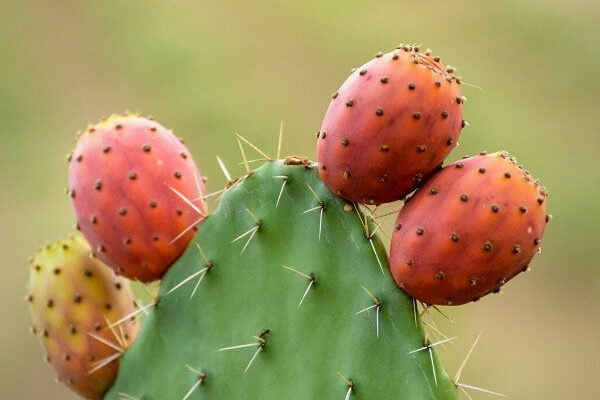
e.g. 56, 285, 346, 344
2, 0, 599, 398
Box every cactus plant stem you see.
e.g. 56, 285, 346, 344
106, 161, 458, 399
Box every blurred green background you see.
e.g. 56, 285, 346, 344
2, 0, 599, 398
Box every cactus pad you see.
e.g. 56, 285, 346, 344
105, 159, 457, 399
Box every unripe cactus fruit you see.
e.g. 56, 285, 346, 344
390, 151, 549, 305
27, 235, 139, 399
317, 46, 464, 204
68, 114, 206, 281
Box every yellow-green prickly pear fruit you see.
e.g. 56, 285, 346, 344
27, 235, 139, 399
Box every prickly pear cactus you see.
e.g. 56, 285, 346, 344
106, 159, 457, 400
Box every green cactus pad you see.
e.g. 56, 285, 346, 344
105, 159, 458, 400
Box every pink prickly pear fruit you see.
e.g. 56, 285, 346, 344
27, 235, 139, 399
68, 114, 206, 281
317, 46, 465, 204
389, 151, 550, 305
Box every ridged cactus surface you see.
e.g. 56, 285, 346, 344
105, 159, 457, 400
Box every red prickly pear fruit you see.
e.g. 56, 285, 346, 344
27, 235, 139, 399
68, 114, 206, 281
389, 151, 549, 305
317, 47, 465, 204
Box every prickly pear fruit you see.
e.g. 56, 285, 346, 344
27, 235, 139, 399
390, 151, 549, 305
68, 114, 206, 281
317, 46, 465, 204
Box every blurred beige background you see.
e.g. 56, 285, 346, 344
1, 0, 599, 398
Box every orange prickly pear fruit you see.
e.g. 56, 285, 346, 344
68, 114, 206, 281
318, 46, 465, 204
390, 151, 549, 305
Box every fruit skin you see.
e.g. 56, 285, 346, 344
68, 114, 206, 281
318, 46, 464, 204
390, 151, 549, 305
105, 160, 457, 400
27, 235, 138, 399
